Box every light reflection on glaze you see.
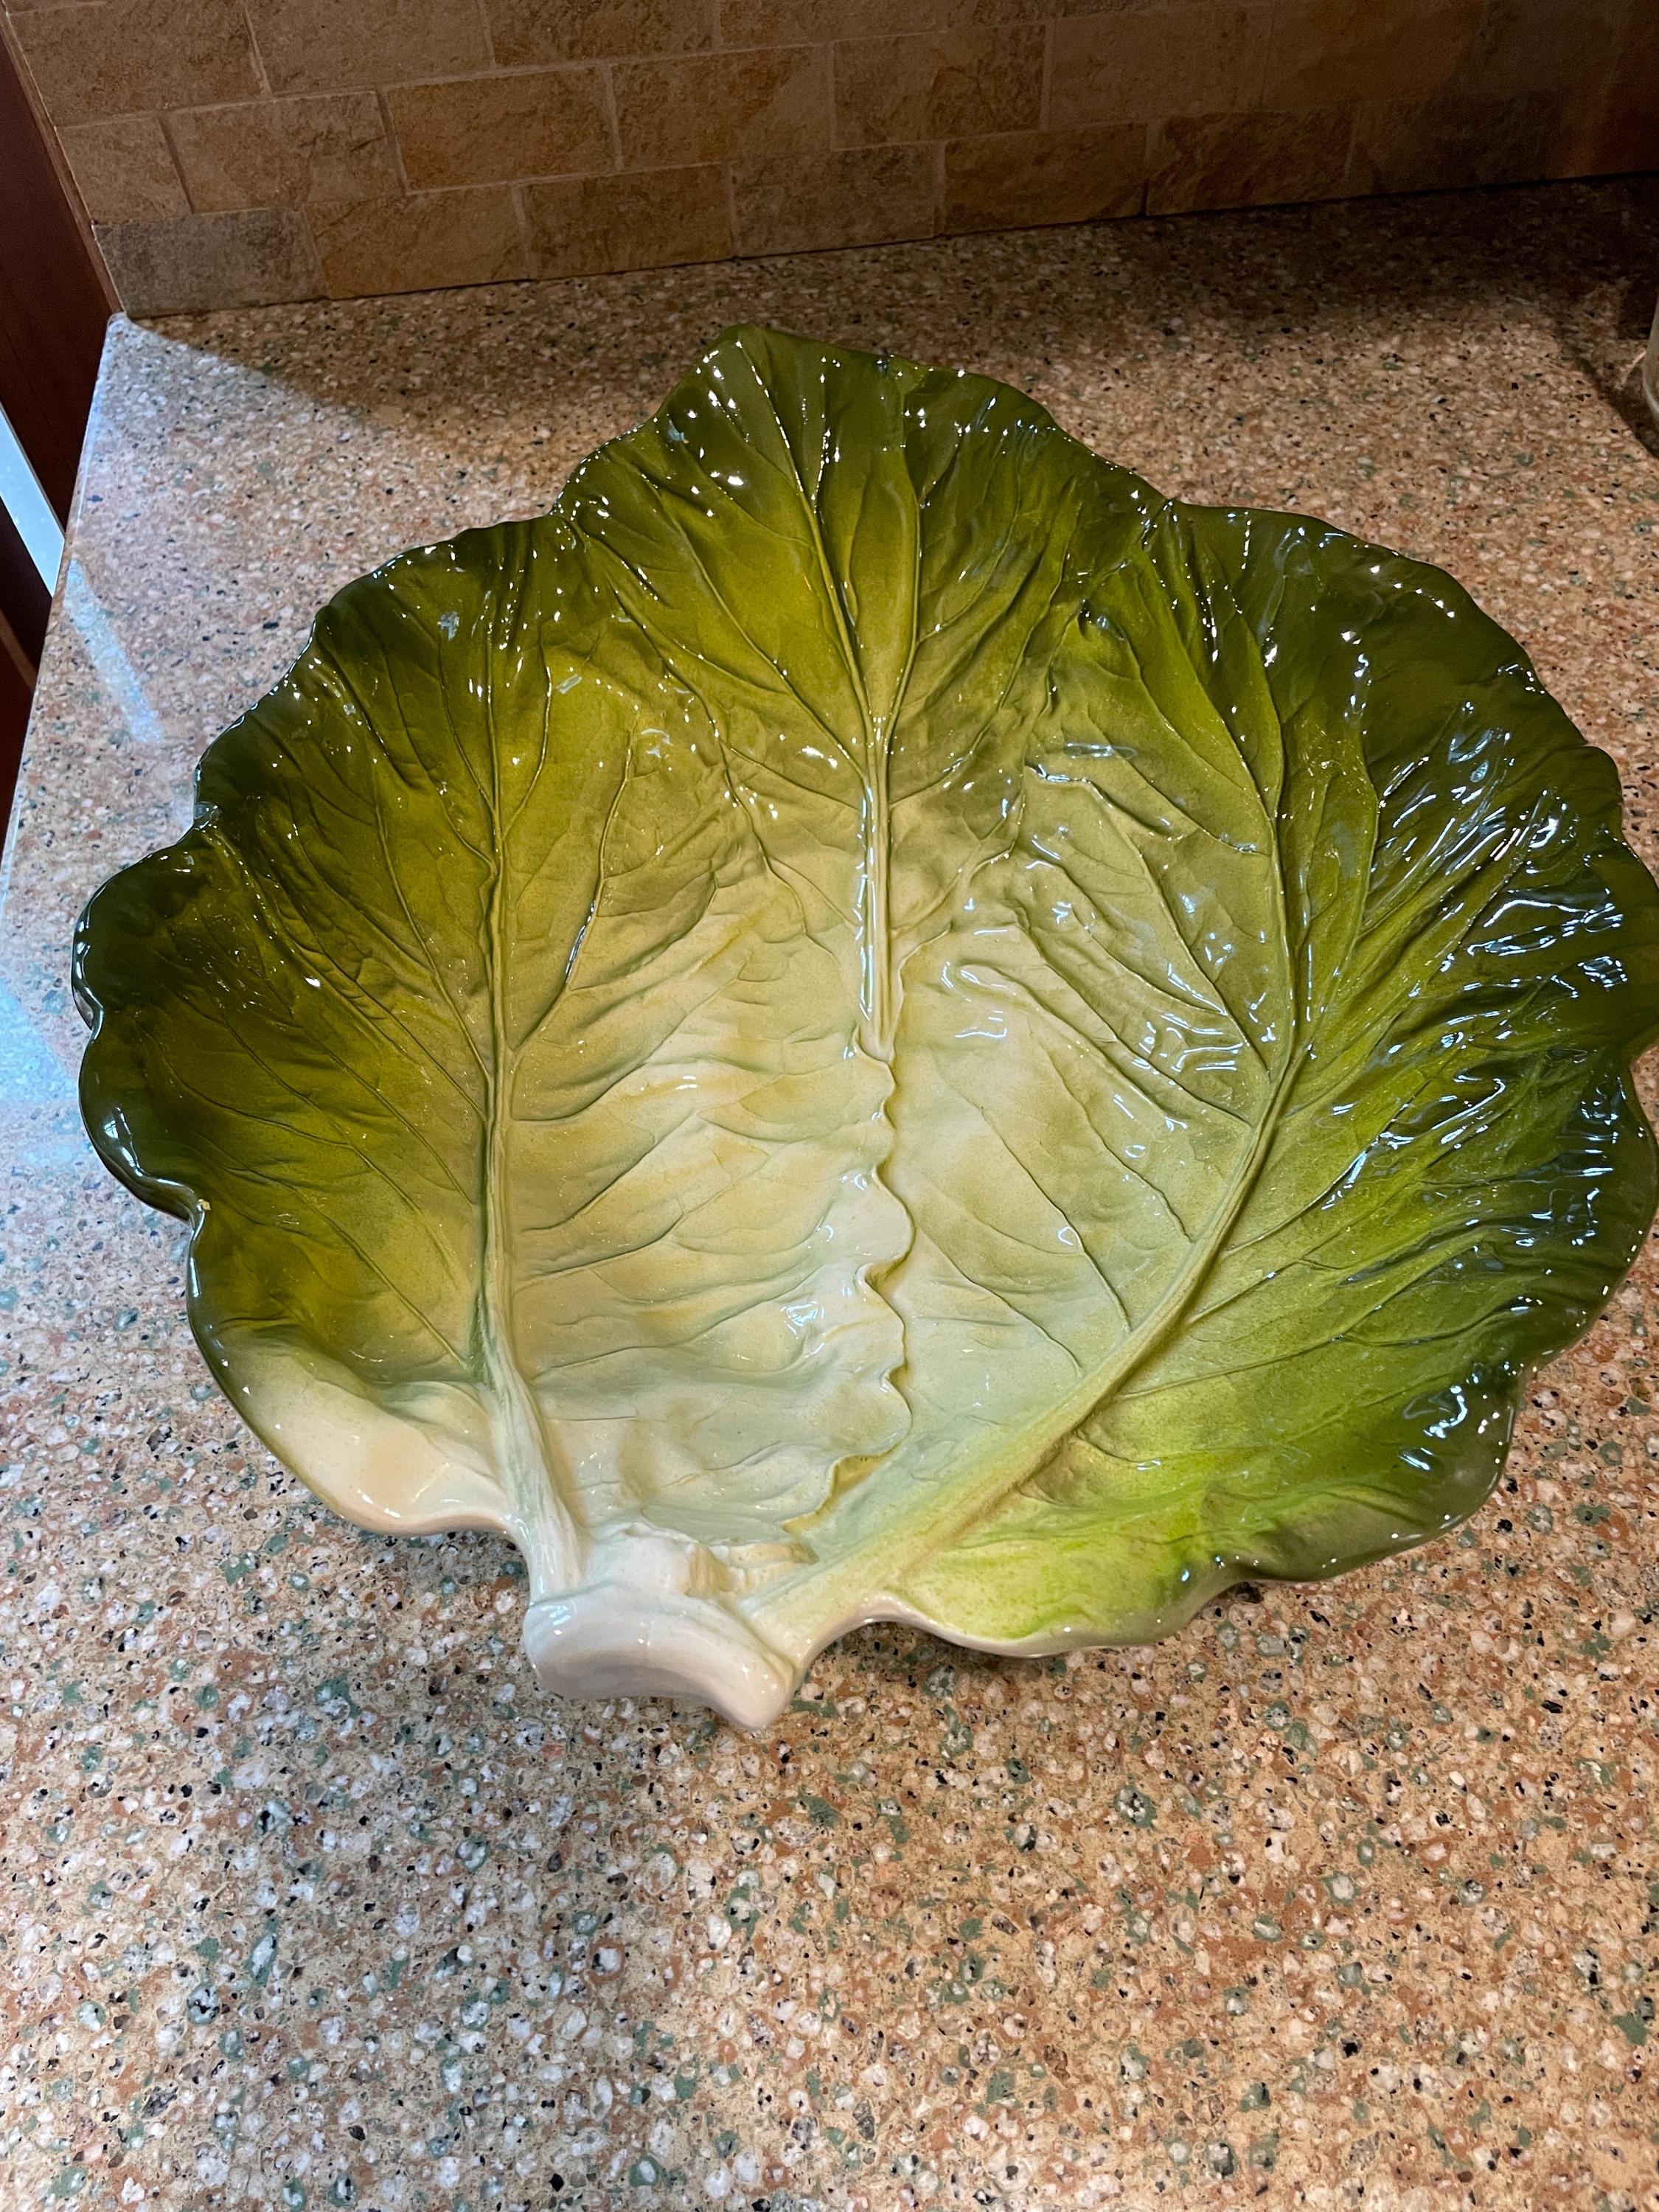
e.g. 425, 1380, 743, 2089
73, 324, 1659, 1726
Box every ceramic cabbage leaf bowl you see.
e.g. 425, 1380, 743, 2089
74, 326, 1659, 1726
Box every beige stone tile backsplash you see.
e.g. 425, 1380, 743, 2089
242, 0, 492, 96
167, 92, 401, 212
941, 122, 1147, 234
386, 67, 616, 189
1049, 7, 1274, 131
4, 0, 1654, 313
58, 112, 191, 223
488, 0, 720, 67
832, 27, 1047, 147
611, 44, 832, 168
729, 142, 939, 256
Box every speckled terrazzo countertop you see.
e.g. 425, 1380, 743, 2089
3, 178, 1658, 2212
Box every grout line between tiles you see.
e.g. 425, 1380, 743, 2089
237, 1, 272, 98
377, 88, 413, 193
152, 109, 195, 218
597, 60, 623, 173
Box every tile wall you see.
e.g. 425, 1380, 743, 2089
5, 0, 1655, 316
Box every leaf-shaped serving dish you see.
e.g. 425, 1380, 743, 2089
76, 327, 1659, 1726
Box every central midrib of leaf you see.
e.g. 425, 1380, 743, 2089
476, 562, 585, 1595
860, 718, 895, 1059
776, 403, 919, 1065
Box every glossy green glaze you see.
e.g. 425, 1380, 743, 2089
75, 326, 1659, 1724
